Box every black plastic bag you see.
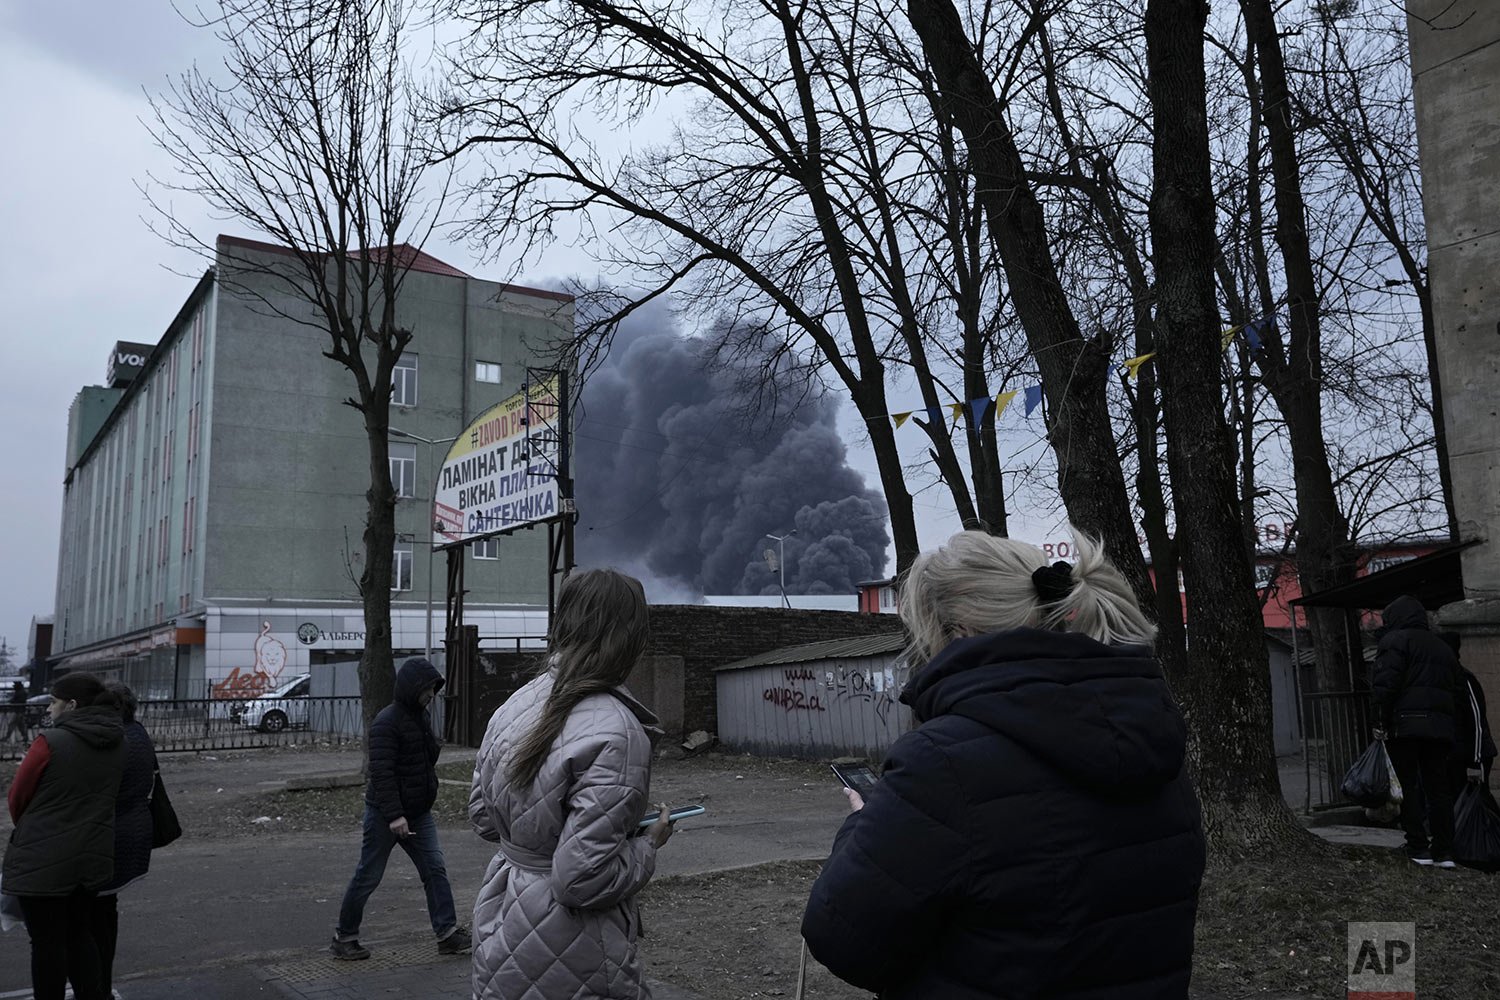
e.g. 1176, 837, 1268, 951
1341, 739, 1403, 809
1453, 779, 1500, 873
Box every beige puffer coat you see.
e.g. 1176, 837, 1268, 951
470, 672, 662, 1000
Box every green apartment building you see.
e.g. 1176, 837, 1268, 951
51, 236, 565, 699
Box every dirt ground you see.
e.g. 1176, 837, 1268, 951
6, 746, 1499, 997
639, 845, 1500, 1000
642, 860, 867, 1000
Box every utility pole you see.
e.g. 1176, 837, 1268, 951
765, 530, 796, 608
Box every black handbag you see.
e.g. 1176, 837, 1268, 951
150, 770, 183, 848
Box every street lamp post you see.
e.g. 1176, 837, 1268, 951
765, 530, 796, 609
391, 428, 458, 659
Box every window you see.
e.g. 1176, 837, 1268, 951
391, 546, 413, 591
475, 360, 502, 384
474, 537, 499, 560
392, 353, 419, 407
1367, 554, 1416, 576
389, 441, 418, 498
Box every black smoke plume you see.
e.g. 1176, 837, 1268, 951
572, 312, 889, 599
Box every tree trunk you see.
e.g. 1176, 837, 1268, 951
1145, 0, 1305, 854
905, 0, 1151, 611
359, 403, 398, 742
864, 395, 922, 573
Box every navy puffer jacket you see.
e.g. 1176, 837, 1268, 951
104, 720, 158, 892
802, 629, 1205, 1000
366, 658, 445, 822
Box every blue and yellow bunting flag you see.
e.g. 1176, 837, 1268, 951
1024, 384, 1044, 417
1123, 353, 1156, 381
993, 390, 1018, 420
1244, 315, 1274, 353
892, 411, 913, 429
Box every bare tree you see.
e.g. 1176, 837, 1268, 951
904, 0, 1158, 622
1142, 0, 1305, 851
440, 0, 1045, 571
145, 0, 449, 736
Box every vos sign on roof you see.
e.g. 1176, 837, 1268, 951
107, 341, 155, 388
432, 374, 563, 548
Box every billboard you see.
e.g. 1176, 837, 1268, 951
432, 374, 563, 548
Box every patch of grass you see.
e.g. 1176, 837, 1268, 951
639, 849, 1500, 999
1193, 844, 1500, 996
201, 772, 474, 837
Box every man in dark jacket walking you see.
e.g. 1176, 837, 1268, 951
331, 657, 470, 959
1371, 596, 1464, 867
1440, 632, 1497, 790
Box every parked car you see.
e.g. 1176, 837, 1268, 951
25, 694, 52, 729
235, 674, 312, 733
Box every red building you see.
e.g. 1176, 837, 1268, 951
857, 528, 1446, 630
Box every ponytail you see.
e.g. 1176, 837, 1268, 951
900, 527, 1154, 663
1039, 531, 1156, 647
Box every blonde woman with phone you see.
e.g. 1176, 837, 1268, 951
802, 529, 1206, 1000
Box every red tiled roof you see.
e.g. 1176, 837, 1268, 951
214, 235, 575, 302
350, 243, 472, 278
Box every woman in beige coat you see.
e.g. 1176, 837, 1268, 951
470, 569, 674, 999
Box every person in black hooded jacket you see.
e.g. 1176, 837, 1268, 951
1439, 632, 1496, 791
1370, 595, 1463, 867
331, 656, 470, 959
802, 529, 1205, 1000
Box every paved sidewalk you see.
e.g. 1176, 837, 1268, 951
251, 941, 699, 999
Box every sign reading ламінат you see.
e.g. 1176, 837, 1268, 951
432, 375, 562, 547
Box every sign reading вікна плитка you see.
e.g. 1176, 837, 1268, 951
432, 374, 562, 547
1347, 921, 1415, 1000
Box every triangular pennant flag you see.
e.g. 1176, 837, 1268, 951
968, 395, 994, 425
924, 404, 944, 426
1024, 384, 1044, 417
1123, 353, 1155, 381
993, 390, 1018, 420
949, 402, 966, 424
892, 411, 913, 429
1221, 325, 1241, 351
1244, 315, 1275, 353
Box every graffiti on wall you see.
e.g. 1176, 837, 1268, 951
763, 667, 827, 712
759, 664, 904, 721
824, 664, 900, 725
211, 622, 289, 699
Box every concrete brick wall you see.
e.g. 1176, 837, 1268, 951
643, 605, 903, 737
461, 606, 903, 742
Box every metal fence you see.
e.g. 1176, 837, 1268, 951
1300, 691, 1374, 812
0, 696, 365, 761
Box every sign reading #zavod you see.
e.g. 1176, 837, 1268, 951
432, 374, 562, 548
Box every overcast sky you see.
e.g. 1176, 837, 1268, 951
0, 1, 1065, 662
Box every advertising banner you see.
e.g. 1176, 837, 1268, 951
432, 374, 562, 548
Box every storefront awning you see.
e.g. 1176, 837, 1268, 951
1291, 540, 1477, 611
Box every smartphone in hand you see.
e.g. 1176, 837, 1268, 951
638, 804, 707, 828
830, 762, 879, 800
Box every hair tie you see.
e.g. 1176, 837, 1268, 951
1032, 561, 1075, 604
